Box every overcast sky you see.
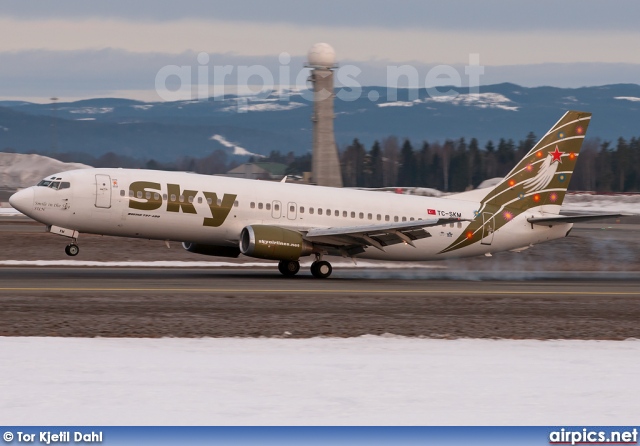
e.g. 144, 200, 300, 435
1, 0, 639, 102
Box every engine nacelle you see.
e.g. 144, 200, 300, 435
240, 225, 313, 261
182, 242, 241, 258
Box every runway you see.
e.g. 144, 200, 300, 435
1, 267, 638, 339
1, 217, 639, 339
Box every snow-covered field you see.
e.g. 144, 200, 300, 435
1, 336, 638, 425
0, 152, 90, 190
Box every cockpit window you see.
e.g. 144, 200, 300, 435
36, 180, 70, 190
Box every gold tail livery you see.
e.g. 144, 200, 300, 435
9, 111, 623, 278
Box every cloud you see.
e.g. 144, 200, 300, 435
1, 49, 640, 102
1, 0, 640, 32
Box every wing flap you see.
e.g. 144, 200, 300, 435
304, 218, 464, 250
527, 213, 627, 225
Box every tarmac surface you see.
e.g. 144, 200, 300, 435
0, 216, 639, 339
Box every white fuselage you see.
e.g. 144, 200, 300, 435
12, 168, 572, 261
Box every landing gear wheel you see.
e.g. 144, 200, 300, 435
65, 244, 79, 257
278, 260, 300, 277
310, 260, 332, 279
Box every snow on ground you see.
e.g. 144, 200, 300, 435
424, 93, 519, 111
377, 101, 415, 107
210, 134, 265, 158
614, 96, 640, 102
68, 107, 114, 114
563, 193, 640, 214
0, 337, 638, 425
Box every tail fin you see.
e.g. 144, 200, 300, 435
440, 110, 591, 254
483, 110, 591, 214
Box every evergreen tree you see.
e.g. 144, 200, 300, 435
381, 136, 399, 186
595, 141, 613, 192
397, 139, 417, 186
341, 138, 367, 187
368, 141, 384, 188
416, 141, 431, 187
469, 138, 484, 187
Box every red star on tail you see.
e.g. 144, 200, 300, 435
550, 146, 563, 164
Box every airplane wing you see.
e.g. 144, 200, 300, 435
527, 213, 628, 226
302, 218, 466, 255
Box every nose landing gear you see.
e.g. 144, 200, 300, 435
65, 243, 79, 256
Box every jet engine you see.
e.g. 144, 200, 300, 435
240, 225, 313, 260
182, 242, 241, 258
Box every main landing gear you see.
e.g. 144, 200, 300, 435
277, 257, 333, 278
278, 260, 300, 277
310, 260, 332, 279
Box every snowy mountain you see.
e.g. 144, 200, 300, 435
1, 83, 639, 161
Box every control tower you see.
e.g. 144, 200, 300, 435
307, 43, 343, 187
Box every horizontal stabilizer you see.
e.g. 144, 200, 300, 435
527, 213, 628, 226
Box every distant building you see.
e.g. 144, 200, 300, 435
225, 162, 288, 181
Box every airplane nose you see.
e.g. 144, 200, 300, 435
9, 188, 34, 214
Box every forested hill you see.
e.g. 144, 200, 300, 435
1, 83, 639, 162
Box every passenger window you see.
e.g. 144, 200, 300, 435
179, 195, 185, 203
258, 203, 263, 210
197, 197, 202, 204
250, 202, 255, 209
394, 216, 398, 222
145, 191, 151, 199
171, 194, 176, 202
120, 190, 125, 197
343, 211, 347, 217
217, 198, 222, 206
266, 203, 271, 210
410, 217, 415, 221
275, 204, 280, 211
129, 190, 134, 197
368, 213, 372, 220
385, 215, 390, 221
402, 217, 407, 222
450, 223, 454, 228
290, 205, 295, 212
300, 206, 305, 213
310, 208, 314, 214
359, 212, 364, 219
457, 222, 462, 228
163, 194, 168, 201
318, 208, 323, 215
326, 209, 331, 216
377, 214, 381, 221
188, 196, 194, 203
351, 212, 355, 218
137, 191, 143, 199
234, 201, 239, 207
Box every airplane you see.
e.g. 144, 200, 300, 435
9, 110, 623, 278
